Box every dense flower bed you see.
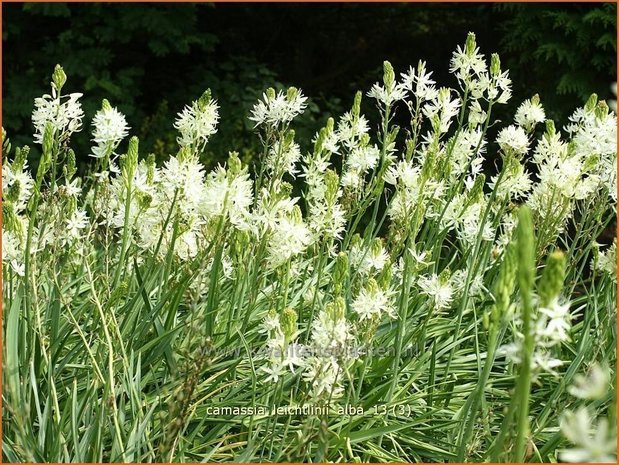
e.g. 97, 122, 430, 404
2, 33, 616, 463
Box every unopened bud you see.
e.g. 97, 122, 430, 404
490, 53, 501, 77
537, 250, 566, 307
228, 151, 242, 175
585, 94, 598, 112
52, 64, 67, 93
281, 307, 298, 341
465, 32, 477, 56
198, 89, 212, 111
353, 91, 362, 118
383, 61, 395, 90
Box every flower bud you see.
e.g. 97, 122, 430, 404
595, 101, 609, 120
333, 252, 349, 294
52, 64, 67, 93
146, 154, 156, 184
2, 127, 10, 156
378, 261, 392, 288
516, 206, 535, 294
3, 203, 24, 239
13, 146, 29, 172
5, 179, 20, 203
37, 122, 55, 181
585, 94, 598, 112
545, 120, 556, 137
326, 296, 346, 321
177, 145, 191, 163
465, 32, 477, 56
490, 53, 501, 77
121, 136, 139, 181
314, 127, 326, 154
324, 169, 339, 204
291, 205, 303, 224
491, 241, 517, 324
281, 307, 298, 342
286, 87, 299, 103
266, 87, 276, 101
63, 148, 77, 180
352, 91, 362, 118
101, 98, 112, 112
468, 173, 486, 203
228, 151, 242, 175
198, 89, 212, 112
537, 250, 566, 307
383, 61, 395, 91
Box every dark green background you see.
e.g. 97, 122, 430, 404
2, 3, 617, 168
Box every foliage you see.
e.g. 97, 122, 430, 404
497, 3, 617, 120
2, 34, 617, 463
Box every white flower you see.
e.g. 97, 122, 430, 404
337, 112, 369, 149
401, 61, 438, 102
367, 82, 407, 107
515, 98, 545, 132
2, 162, 34, 212
249, 88, 307, 127
32, 92, 84, 144
174, 92, 219, 147
352, 281, 395, 321
417, 274, 453, 310
450, 43, 487, 82
538, 299, 571, 344
302, 357, 344, 399
560, 408, 616, 463
568, 364, 611, 400
282, 343, 307, 373
423, 87, 461, 134
496, 125, 529, 155
65, 209, 89, 240
593, 242, 617, 282
2, 229, 24, 275
310, 301, 353, 354
267, 212, 312, 268
160, 152, 205, 209
260, 358, 286, 384
91, 102, 130, 158
346, 145, 380, 174
201, 165, 253, 228
261, 313, 282, 334
490, 160, 532, 199
349, 240, 389, 275
267, 140, 302, 176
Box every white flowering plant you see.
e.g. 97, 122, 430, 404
2, 34, 616, 463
